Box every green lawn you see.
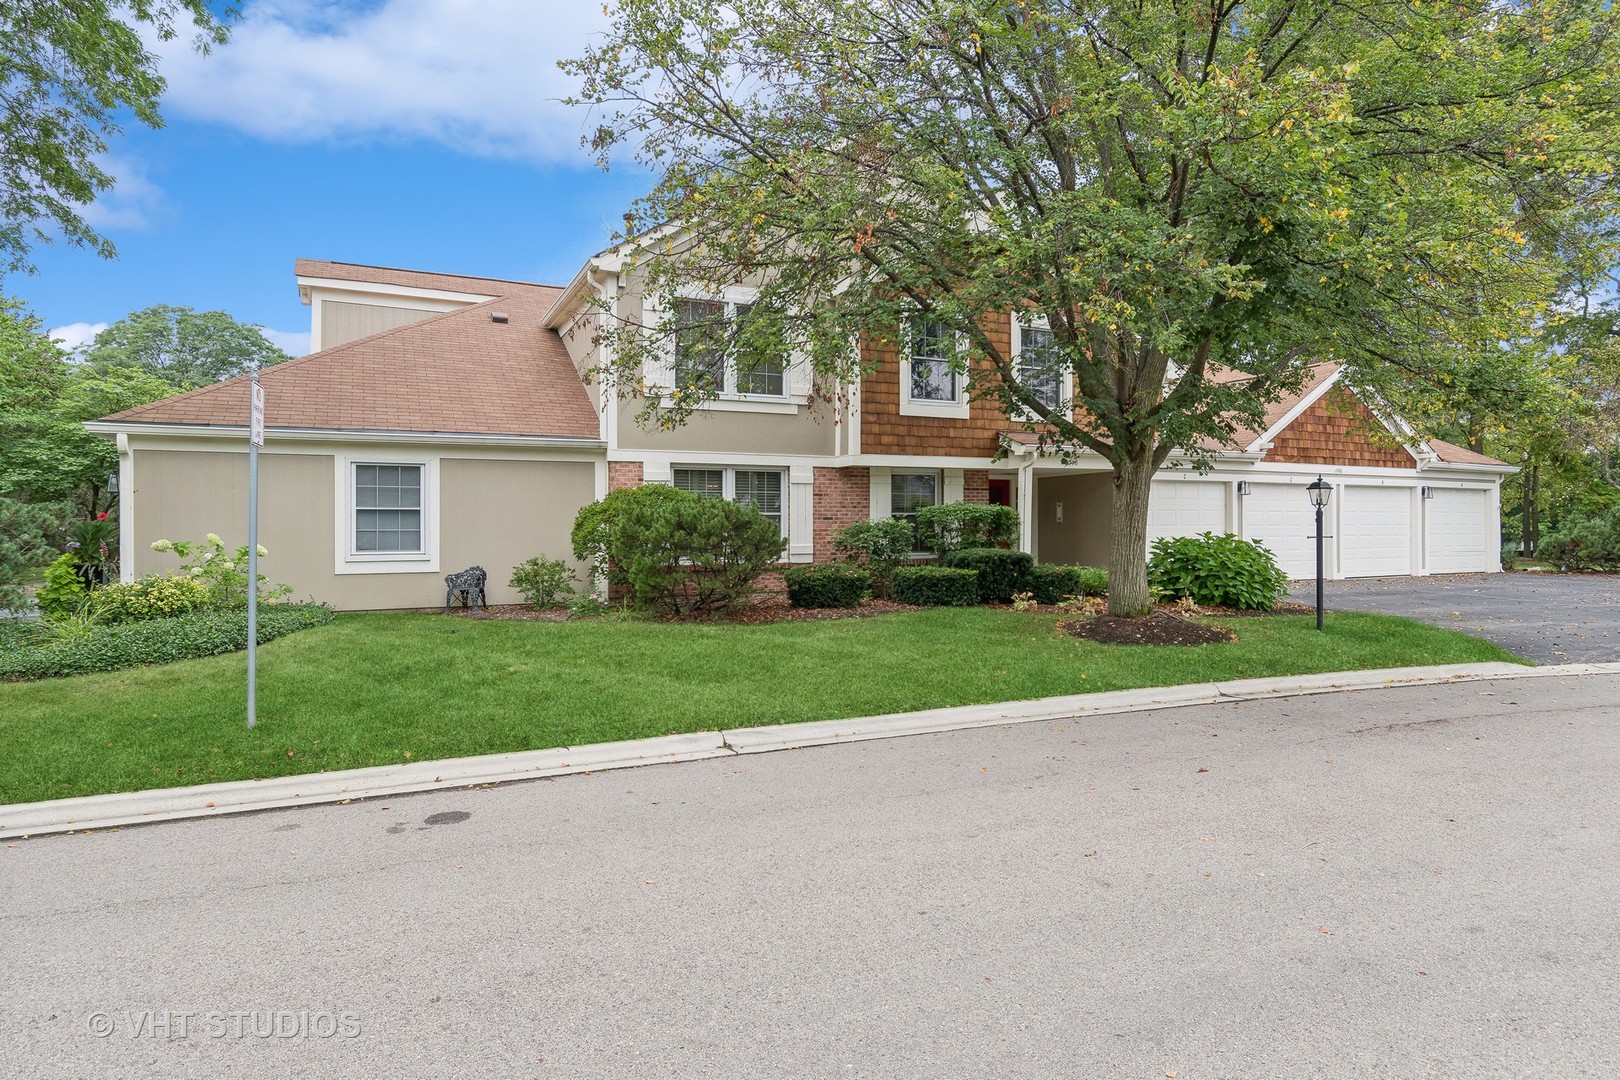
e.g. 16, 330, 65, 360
0, 608, 1522, 805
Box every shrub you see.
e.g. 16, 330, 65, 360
90, 575, 212, 623
0, 498, 74, 613
571, 485, 699, 587
1024, 564, 1109, 604
832, 518, 915, 597
914, 502, 1019, 555
1147, 532, 1290, 610
609, 493, 786, 615
784, 564, 870, 608
890, 565, 979, 606
0, 604, 334, 681
942, 547, 1034, 602
509, 555, 579, 608
36, 553, 88, 620
149, 533, 291, 608
1538, 508, 1620, 571
1075, 565, 1109, 597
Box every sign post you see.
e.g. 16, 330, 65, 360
247, 374, 264, 729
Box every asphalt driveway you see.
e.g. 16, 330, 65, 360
1290, 572, 1620, 663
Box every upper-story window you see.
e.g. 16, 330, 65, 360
900, 315, 970, 418
1012, 318, 1072, 418
673, 298, 786, 398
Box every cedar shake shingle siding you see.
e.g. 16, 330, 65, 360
103, 285, 600, 440
858, 315, 1016, 458
1265, 386, 1416, 469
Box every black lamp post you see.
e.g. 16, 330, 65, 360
1306, 476, 1334, 630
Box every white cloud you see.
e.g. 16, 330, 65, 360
49, 322, 110, 353
80, 154, 168, 232
153, 0, 612, 161
261, 327, 311, 357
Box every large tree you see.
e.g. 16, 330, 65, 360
0, 1, 233, 276
567, 0, 1620, 615
80, 304, 291, 389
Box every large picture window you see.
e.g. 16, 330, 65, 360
674, 466, 785, 533
353, 464, 424, 553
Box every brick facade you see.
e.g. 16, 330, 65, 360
963, 469, 989, 503
1266, 387, 1416, 470
608, 460, 644, 491
812, 466, 871, 561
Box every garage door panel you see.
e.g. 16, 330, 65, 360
1148, 481, 1226, 545
1428, 488, 1490, 573
1341, 486, 1413, 577
1242, 484, 1316, 579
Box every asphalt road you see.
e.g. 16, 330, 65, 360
3, 674, 1618, 1080
1289, 572, 1620, 663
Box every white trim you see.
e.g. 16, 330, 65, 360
789, 464, 815, 563
899, 314, 971, 419
296, 276, 496, 307
116, 433, 134, 584
1009, 313, 1073, 421
333, 455, 440, 575
868, 466, 891, 519
943, 468, 965, 503
86, 421, 604, 452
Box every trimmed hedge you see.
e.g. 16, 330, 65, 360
914, 503, 1018, 555
890, 566, 979, 607
942, 547, 1033, 603
1025, 564, 1109, 604
1148, 532, 1289, 610
784, 564, 871, 608
0, 604, 335, 681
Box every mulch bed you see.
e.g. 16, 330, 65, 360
1059, 610, 1238, 646
434, 597, 922, 624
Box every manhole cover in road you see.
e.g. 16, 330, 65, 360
423, 811, 472, 826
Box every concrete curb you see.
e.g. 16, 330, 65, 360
5, 661, 1617, 840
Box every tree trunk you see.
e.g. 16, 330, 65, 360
1107, 444, 1157, 618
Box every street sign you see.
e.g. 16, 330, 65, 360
250, 378, 265, 447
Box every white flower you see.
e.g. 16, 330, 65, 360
150, 539, 173, 553
256, 545, 268, 558
205, 532, 222, 546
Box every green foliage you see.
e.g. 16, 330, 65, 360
67, 515, 117, 566
890, 566, 980, 607
148, 533, 291, 608
0, 2, 232, 275
81, 305, 290, 388
831, 517, 915, 597
784, 563, 870, 608
1148, 533, 1291, 611
571, 484, 698, 586
608, 492, 786, 614
1027, 564, 1111, 605
941, 547, 1034, 603
89, 575, 212, 624
509, 555, 579, 608
1537, 508, 1620, 571
914, 503, 1019, 556
0, 605, 333, 682
0, 497, 72, 611
36, 553, 87, 620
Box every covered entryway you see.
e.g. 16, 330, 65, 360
1242, 482, 1318, 579
1147, 480, 1227, 545
1427, 487, 1492, 573
1340, 486, 1414, 577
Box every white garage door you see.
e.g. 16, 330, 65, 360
1428, 488, 1491, 573
1242, 483, 1317, 579
1148, 481, 1227, 546
1340, 486, 1413, 577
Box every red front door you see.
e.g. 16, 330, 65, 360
988, 479, 1012, 507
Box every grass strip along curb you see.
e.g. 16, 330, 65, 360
10, 661, 1617, 840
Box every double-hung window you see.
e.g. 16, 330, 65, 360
672, 297, 786, 398
1013, 319, 1070, 418
353, 464, 424, 554
673, 466, 785, 533
890, 471, 940, 553
908, 316, 957, 402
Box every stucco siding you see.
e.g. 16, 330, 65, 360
614, 399, 836, 456
131, 447, 595, 610
1036, 473, 1112, 566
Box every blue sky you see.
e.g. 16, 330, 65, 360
10, 0, 649, 357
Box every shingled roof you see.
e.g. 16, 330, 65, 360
100, 276, 601, 441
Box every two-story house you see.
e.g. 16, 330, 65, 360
89, 252, 1514, 610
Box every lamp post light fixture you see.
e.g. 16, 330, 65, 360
1306, 476, 1334, 631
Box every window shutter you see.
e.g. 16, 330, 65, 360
642, 295, 674, 390
788, 350, 814, 400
